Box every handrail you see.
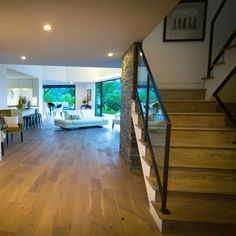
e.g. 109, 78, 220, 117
211, 31, 236, 67
214, 67, 236, 128
207, 0, 227, 77
135, 43, 171, 214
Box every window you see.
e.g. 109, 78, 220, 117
43, 85, 75, 110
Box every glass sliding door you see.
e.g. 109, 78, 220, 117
95, 82, 102, 116
102, 79, 121, 115
95, 79, 121, 116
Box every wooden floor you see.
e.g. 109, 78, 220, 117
0, 119, 176, 236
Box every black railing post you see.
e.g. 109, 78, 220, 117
144, 76, 150, 141
161, 122, 171, 214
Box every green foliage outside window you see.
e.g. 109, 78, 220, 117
43, 87, 75, 109
138, 88, 157, 104
102, 80, 121, 115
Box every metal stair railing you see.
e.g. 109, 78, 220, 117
135, 43, 171, 214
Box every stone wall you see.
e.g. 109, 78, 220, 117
120, 44, 140, 170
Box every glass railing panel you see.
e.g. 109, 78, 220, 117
137, 51, 149, 123
136, 45, 171, 213
212, 0, 236, 61
215, 68, 236, 126
147, 80, 167, 185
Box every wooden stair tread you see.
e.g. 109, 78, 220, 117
147, 176, 236, 195
169, 145, 236, 150
142, 155, 152, 166
142, 141, 236, 149
138, 139, 148, 146
171, 143, 236, 149
169, 158, 236, 170
135, 124, 143, 129
165, 99, 215, 103
172, 127, 234, 131
168, 112, 226, 128
152, 142, 236, 149
149, 126, 234, 131
159, 89, 206, 91
168, 112, 224, 116
152, 194, 236, 225
143, 153, 236, 170
159, 89, 206, 101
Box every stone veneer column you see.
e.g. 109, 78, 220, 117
120, 44, 140, 169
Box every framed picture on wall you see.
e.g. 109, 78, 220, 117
87, 89, 91, 101
163, 0, 207, 41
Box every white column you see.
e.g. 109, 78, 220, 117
38, 78, 43, 114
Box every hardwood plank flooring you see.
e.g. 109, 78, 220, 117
0, 119, 177, 236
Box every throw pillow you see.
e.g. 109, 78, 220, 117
81, 109, 94, 119
71, 114, 81, 120
4, 116, 19, 128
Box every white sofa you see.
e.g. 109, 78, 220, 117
54, 109, 109, 129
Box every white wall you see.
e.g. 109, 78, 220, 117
76, 83, 95, 110
0, 67, 7, 108
2, 64, 121, 113
212, 0, 236, 60
66, 67, 121, 83
7, 78, 39, 106
142, 0, 222, 89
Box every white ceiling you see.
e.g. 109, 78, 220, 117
7, 69, 35, 79
0, 0, 178, 68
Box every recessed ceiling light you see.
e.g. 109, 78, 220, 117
107, 52, 114, 57
43, 24, 52, 31
139, 52, 143, 57
21, 56, 27, 60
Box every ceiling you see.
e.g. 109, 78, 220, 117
0, 0, 178, 68
7, 69, 35, 79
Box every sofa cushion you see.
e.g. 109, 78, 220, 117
64, 110, 82, 120
80, 109, 95, 119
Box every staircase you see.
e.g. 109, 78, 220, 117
204, 29, 236, 98
131, 89, 236, 235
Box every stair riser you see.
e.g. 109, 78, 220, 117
151, 147, 236, 170
172, 130, 235, 146
168, 168, 236, 182
169, 114, 225, 127
160, 89, 206, 100
149, 166, 236, 184
149, 130, 235, 146
162, 220, 236, 235
165, 101, 216, 113
163, 147, 236, 159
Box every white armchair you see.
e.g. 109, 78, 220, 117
112, 113, 120, 128
53, 104, 63, 117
